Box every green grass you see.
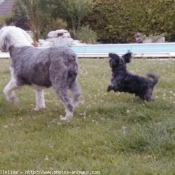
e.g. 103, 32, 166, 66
1, 58, 175, 174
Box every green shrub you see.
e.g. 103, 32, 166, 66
75, 25, 97, 43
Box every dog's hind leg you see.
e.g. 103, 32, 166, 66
144, 88, 153, 101
57, 88, 74, 121
69, 79, 81, 109
50, 61, 78, 121
3, 67, 20, 104
52, 78, 74, 121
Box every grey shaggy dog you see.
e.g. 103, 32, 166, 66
0, 26, 81, 121
107, 52, 159, 101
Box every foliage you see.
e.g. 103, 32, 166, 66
1, 58, 175, 174
52, 0, 94, 34
0, 16, 5, 27
4, 0, 175, 42
86, 0, 175, 43
145, 0, 175, 41
74, 25, 97, 43
13, 0, 57, 41
0, 14, 14, 28
12, 0, 93, 40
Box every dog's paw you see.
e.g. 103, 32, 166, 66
34, 106, 46, 111
144, 98, 152, 102
107, 85, 112, 92
60, 115, 71, 122
5, 91, 19, 104
8, 93, 19, 104
60, 110, 73, 121
10, 96, 19, 104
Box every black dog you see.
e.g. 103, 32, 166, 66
107, 53, 159, 101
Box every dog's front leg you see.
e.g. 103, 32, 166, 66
3, 79, 19, 104
107, 85, 114, 92
34, 89, 46, 111
3, 66, 20, 104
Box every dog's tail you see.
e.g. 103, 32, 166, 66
147, 72, 159, 86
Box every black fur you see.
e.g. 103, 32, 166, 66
107, 52, 159, 101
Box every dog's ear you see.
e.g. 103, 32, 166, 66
109, 53, 120, 67
122, 52, 132, 63
109, 53, 120, 59
0, 36, 9, 52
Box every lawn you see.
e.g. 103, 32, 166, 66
0, 58, 175, 175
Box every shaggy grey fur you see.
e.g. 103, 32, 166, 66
0, 26, 81, 121
9, 46, 81, 120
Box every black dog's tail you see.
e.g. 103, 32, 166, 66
147, 72, 159, 86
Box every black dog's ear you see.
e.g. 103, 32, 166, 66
109, 53, 120, 68
122, 52, 132, 63
109, 53, 120, 59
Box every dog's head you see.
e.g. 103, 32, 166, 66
108, 52, 132, 69
0, 26, 33, 52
